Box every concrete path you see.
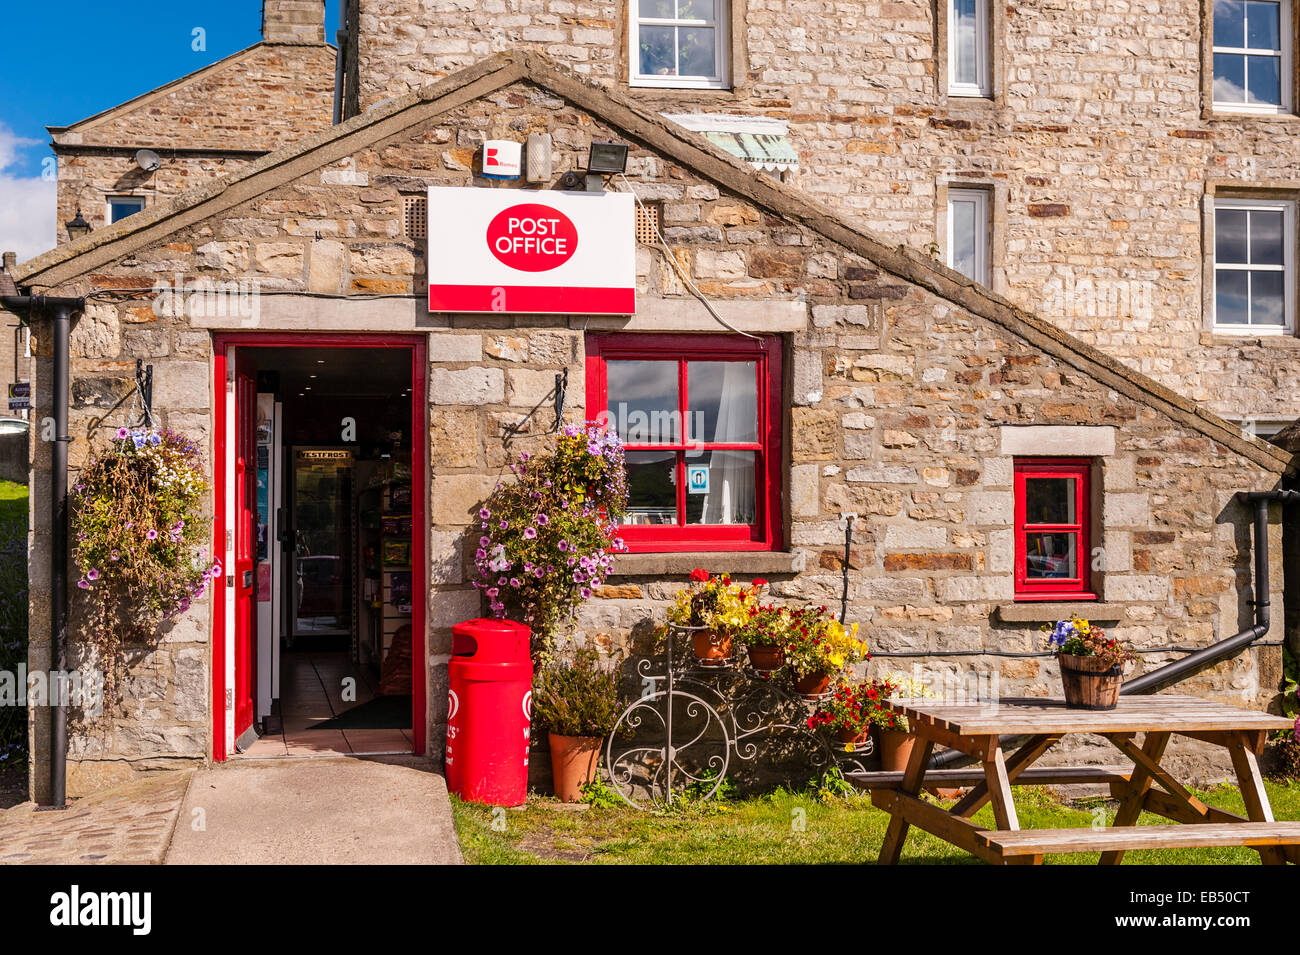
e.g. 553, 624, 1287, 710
0, 771, 191, 865
165, 755, 462, 865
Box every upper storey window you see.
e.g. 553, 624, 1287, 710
1213, 0, 1292, 112
948, 0, 991, 97
631, 0, 730, 89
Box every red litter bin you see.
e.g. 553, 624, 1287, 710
445, 618, 533, 806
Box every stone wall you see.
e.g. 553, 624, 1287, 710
351, 1, 1300, 426
11, 66, 1290, 796
50, 42, 337, 243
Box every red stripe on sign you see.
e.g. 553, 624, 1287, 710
428, 284, 635, 315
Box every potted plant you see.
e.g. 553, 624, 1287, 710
667, 569, 755, 666
808, 678, 890, 752
874, 673, 936, 772
473, 423, 628, 649
739, 583, 796, 672
1043, 618, 1136, 710
783, 605, 868, 699
532, 648, 623, 802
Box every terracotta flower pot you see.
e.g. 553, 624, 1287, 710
1059, 653, 1123, 710
692, 628, 733, 665
879, 727, 916, 772
793, 670, 832, 699
836, 725, 873, 752
548, 731, 602, 803
746, 643, 785, 672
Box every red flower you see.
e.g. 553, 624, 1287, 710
689, 568, 710, 583
752, 578, 768, 588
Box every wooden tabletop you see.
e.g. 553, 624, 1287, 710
885, 695, 1294, 736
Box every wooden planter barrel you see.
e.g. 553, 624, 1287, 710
1059, 653, 1123, 710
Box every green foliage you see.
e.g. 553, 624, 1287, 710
475, 424, 628, 642
0, 481, 28, 771
532, 648, 622, 738
71, 429, 212, 676
581, 776, 623, 810
807, 765, 859, 803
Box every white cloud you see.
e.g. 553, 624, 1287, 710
0, 124, 56, 265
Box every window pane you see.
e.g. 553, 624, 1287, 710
1246, 0, 1280, 49
1024, 477, 1076, 525
1216, 0, 1247, 46
684, 450, 756, 525
1246, 54, 1282, 104
607, 360, 680, 443
1251, 270, 1286, 324
1025, 533, 1078, 580
678, 0, 714, 20
1214, 53, 1248, 102
679, 27, 717, 77
638, 25, 677, 75
952, 0, 979, 86
688, 361, 757, 444
109, 200, 142, 223
1216, 208, 1249, 263
624, 451, 678, 525
1249, 208, 1285, 264
641, 0, 675, 18
949, 198, 979, 279
1216, 269, 1250, 324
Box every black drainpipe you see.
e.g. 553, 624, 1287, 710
1, 294, 83, 809
928, 487, 1299, 769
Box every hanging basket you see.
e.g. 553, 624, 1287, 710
1059, 653, 1123, 710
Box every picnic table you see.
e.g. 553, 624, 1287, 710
848, 695, 1300, 865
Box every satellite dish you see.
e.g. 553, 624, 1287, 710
135, 149, 162, 172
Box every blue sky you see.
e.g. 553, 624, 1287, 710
0, 1, 340, 262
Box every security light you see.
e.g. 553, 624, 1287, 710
586, 141, 629, 175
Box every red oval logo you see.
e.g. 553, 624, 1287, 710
486, 204, 578, 272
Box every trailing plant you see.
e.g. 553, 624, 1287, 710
70, 428, 214, 678
782, 604, 868, 679
532, 648, 623, 738
474, 423, 628, 640
1042, 617, 1136, 670
665, 569, 759, 633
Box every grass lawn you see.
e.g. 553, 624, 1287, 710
451, 778, 1300, 865
0, 479, 26, 525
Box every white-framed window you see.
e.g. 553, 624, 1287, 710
1213, 198, 1294, 332
1213, 0, 1292, 113
947, 188, 990, 284
948, 0, 990, 97
107, 196, 145, 224
630, 0, 730, 89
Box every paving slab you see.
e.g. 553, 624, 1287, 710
164, 755, 461, 865
0, 771, 191, 865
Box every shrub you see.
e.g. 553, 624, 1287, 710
532, 648, 622, 738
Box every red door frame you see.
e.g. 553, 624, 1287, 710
233, 353, 258, 742
212, 332, 429, 760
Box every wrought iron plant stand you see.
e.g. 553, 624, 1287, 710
605, 623, 875, 809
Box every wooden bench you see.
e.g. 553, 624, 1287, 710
847, 764, 1133, 791
977, 822, 1300, 865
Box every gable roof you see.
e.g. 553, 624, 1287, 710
13, 50, 1292, 476
48, 41, 334, 152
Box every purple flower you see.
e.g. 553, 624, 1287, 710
77, 579, 90, 590
479, 508, 491, 520
523, 527, 537, 540
581, 587, 593, 599
115, 427, 129, 440
110, 550, 120, 561
146, 529, 159, 540
486, 587, 499, 599
509, 578, 521, 588
475, 548, 487, 560
558, 540, 569, 552
479, 536, 490, 547
499, 520, 509, 530
536, 513, 549, 526
86, 568, 100, 581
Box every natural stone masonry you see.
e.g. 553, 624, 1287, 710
352, 1, 1300, 426
7, 53, 1290, 797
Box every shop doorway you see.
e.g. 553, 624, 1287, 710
213, 335, 427, 761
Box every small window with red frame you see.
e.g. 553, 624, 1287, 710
585, 333, 783, 553
1013, 458, 1095, 601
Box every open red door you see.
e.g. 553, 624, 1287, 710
233, 351, 258, 748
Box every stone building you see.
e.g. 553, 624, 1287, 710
5, 51, 1293, 799
46, 0, 336, 246
351, 0, 1300, 433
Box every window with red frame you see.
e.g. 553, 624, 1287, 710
585, 333, 783, 552
1013, 458, 1095, 600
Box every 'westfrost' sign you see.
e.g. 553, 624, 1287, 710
427, 186, 635, 315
